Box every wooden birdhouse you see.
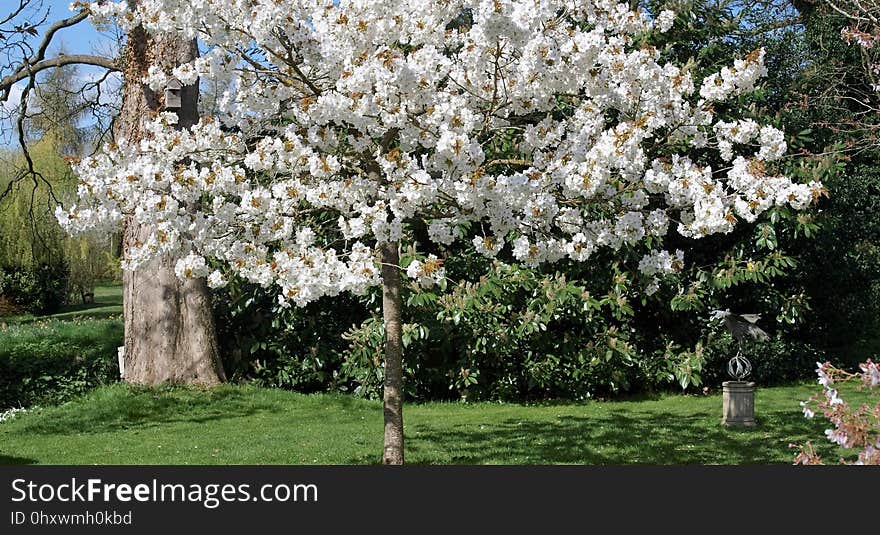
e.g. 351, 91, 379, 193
164, 77, 183, 110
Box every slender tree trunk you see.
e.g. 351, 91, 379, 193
380, 241, 405, 465
117, 17, 225, 386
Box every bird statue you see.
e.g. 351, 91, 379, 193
710, 309, 769, 380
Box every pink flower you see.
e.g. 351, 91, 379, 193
816, 362, 833, 387
859, 360, 880, 387
800, 401, 814, 419
824, 388, 845, 406
825, 428, 850, 448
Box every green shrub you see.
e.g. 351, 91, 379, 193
212, 241, 825, 402
0, 262, 71, 315
212, 278, 367, 392
699, 333, 827, 387
0, 319, 121, 408
338, 262, 729, 402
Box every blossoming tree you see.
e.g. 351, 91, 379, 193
793, 360, 880, 465
62, 0, 823, 463
0, 0, 225, 386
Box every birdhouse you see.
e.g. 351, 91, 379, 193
164, 77, 183, 110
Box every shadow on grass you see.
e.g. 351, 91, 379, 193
48, 309, 123, 322
57, 299, 121, 314
13, 387, 283, 436
10, 306, 122, 325
0, 454, 37, 465
351, 406, 828, 465
5, 285, 123, 325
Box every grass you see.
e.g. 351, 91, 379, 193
0, 285, 124, 359
0, 284, 123, 364
0, 317, 122, 354
2, 284, 123, 325
0, 284, 123, 408
0, 284, 863, 464
0, 382, 856, 465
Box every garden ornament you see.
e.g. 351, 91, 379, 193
711, 309, 769, 380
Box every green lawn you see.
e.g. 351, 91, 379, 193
0, 284, 123, 408
0, 382, 847, 465
3, 284, 123, 325
0, 284, 854, 464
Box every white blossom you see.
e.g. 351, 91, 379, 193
207, 270, 228, 288
174, 252, 209, 279
656, 10, 675, 33
638, 249, 684, 277
58, 1, 822, 308
0, 407, 26, 424
406, 255, 445, 288
800, 401, 815, 419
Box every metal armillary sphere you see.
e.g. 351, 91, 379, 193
727, 351, 753, 380
711, 310, 769, 380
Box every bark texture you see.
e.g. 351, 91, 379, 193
118, 19, 225, 386
380, 241, 405, 465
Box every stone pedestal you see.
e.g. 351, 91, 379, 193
722, 381, 755, 426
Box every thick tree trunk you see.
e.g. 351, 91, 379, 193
117, 19, 225, 386
380, 241, 405, 465
121, 243, 225, 385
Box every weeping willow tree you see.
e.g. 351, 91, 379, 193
0, 62, 119, 303
0, 132, 72, 268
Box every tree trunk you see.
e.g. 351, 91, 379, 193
117, 18, 225, 386
380, 241, 405, 465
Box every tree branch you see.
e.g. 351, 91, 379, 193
1, 54, 118, 98
1, 6, 118, 100
0, 0, 29, 28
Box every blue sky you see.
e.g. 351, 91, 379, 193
37, 0, 117, 55
2, 1, 120, 146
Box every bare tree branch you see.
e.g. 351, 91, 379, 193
0, 1, 30, 28
0, 0, 121, 256
1, 5, 118, 101
1, 54, 117, 96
